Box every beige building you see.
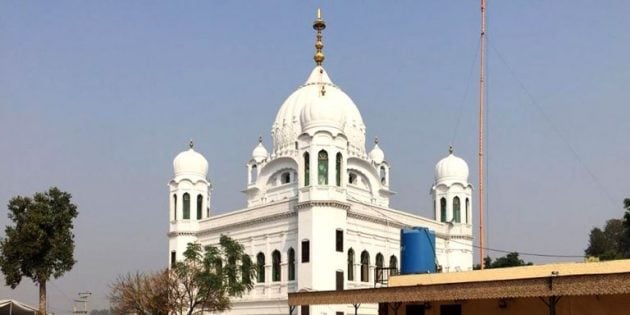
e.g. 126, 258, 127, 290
288, 259, 630, 315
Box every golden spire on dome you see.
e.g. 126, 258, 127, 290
313, 8, 326, 66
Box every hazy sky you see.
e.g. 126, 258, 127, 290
1, 1, 629, 312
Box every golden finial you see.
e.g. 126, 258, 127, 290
258, 136, 263, 143
374, 137, 379, 145
189, 139, 194, 149
449, 145, 454, 154
313, 8, 326, 66
320, 84, 326, 96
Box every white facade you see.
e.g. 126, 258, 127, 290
167, 21, 473, 315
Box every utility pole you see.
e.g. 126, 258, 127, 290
72, 292, 92, 315
478, 0, 487, 269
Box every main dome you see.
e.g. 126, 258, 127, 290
271, 66, 366, 157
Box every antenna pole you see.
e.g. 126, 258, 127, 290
478, 0, 486, 269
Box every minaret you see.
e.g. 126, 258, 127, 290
168, 140, 211, 266
433, 146, 472, 225
432, 146, 474, 271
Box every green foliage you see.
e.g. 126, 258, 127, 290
585, 219, 626, 260
110, 236, 254, 315
476, 253, 532, 269
0, 187, 78, 315
623, 198, 630, 256
489, 252, 533, 268
171, 235, 256, 315
584, 198, 630, 260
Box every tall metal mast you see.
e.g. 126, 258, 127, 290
478, 0, 487, 269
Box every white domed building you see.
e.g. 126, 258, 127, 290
168, 12, 472, 315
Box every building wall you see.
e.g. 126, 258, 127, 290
383, 294, 630, 315
174, 197, 472, 315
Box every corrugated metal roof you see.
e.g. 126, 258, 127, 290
288, 259, 630, 306
390, 259, 630, 286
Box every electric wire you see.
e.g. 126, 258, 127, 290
50, 281, 74, 304
450, 41, 480, 147
486, 37, 618, 209
345, 193, 584, 259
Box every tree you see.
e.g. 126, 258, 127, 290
170, 235, 256, 315
109, 270, 172, 315
475, 252, 532, 269
0, 187, 79, 315
489, 252, 532, 268
585, 219, 625, 260
623, 198, 630, 256
109, 235, 255, 315
473, 256, 492, 270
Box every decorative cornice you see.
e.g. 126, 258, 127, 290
168, 231, 196, 237
346, 211, 405, 229
196, 211, 297, 236
295, 200, 351, 211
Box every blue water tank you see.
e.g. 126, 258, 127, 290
400, 227, 436, 274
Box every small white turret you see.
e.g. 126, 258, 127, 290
168, 140, 211, 267
173, 140, 209, 179
432, 146, 472, 225
369, 137, 385, 164
435, 145, 469, 184
252, 136, 269, 163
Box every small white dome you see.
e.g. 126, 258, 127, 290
435, 147, 469, 182
173, 142, 208, 178
369, 139, 385, 164
252, 138, 268, 163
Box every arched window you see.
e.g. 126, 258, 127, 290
360, 251, 370, 282
318, 150, 328, 185
287, 248, 295, 281
183, 193, 190, 220
347, 249, 355, 281
242, 255, 252, 285
272, 250, 281, 282
440, 197, 447, 223
376, 253, 384, 268
380, 166, 387, 185
375, 253, 384, 282
215, 258, 223, 275
466, 198, 470, 224
304, 152, 310, 186
173, 194, 177, 220
349, 173, 357, 184
227, 255, 236, 286
281, 172, 291, 184
389, 255, 398, 275
196, 194, 203, 220
250, 164, 257, 184
336, 153, 342, 186
256, 253, 265, 283
453, 196, 461, 223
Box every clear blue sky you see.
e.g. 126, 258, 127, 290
1, 1, 629, 312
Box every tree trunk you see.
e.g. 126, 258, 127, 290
39, 280, 47, 315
